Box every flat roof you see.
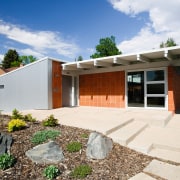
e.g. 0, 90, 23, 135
62, 46, 180, 71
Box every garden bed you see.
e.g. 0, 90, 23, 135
0, 115, 154, 180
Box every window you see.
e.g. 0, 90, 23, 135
146, 69, 166, 108
127, 68, 167, 109
147, 70, 164, 81
0, 85, 4, 89
147, 97, 165, 107
147, 83, 164, 94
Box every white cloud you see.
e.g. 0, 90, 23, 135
0, 20, 79, 58
0, 54, 4, 62
18, 48, 44, 58
108, 0, 180, 53
86, 48, 95, 54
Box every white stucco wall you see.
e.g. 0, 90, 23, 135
0, 58, 52, 112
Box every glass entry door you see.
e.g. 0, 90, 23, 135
128, 71, 144, 107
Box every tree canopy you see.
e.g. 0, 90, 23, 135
77, 55, 83, 61
2, 49, 19, 69
90, 36, 121, 59
160, 38, 177, 48
19, 55, 37, 65
2, 49, 37, 69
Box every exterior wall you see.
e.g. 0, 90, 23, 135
168, 66, 180, 112
0, 59, 51, 112
62, 75, 72, 107
79, 71, 125, 108
52, 61, 62, 108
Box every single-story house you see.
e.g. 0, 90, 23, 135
0, 46, 180, 112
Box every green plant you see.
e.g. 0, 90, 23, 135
31, 130, 60, 145
23, 114, 36, 122
42, 115, 58, 127
43, 165, 60, 180
70, 165, 92, 179
12, 109, 23, 119
8, 119, 26, 132
0, 153, 15, 170
81, 133, 89, 139
66, 141, 82, 153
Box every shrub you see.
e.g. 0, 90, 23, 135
81, 133, 89, 139
8, 119, 26, 132
70, 164, 92, 179
43, 165, 60, 180
0, 153, 15, 170
66, 141, 82, 153
31, 130, 60, 145
42, 115, 58, 127
23, 114, 36, 122
12, 109, 23, 119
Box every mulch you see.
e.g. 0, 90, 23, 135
0, 115, 156, 180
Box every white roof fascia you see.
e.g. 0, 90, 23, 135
63, 46, 180, 71
137, 54, 151, 62
164, 50, 173, 61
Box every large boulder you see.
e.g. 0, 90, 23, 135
0, 132, 13, 155
86, 132, 113, 160
26, 141, 64, 164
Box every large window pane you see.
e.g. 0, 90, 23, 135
147, 84, 164, 94
128, 71, 144, 107
147, 97, 165, 107
147, 70, 164, 81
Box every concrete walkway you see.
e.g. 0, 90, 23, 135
130, 159, 180, 180
6, 106, 180, 180
10, 107, 180, 164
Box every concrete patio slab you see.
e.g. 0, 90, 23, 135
125, 109, 173, 127
143, 160, 180, 180
166, 114, 180, 129
108, 121, 147, 146
20, 107, 134, 135
129, 173, 156, 180
128, 126, 180, 162
149, 147, 180, 163
5, 106, 180, 163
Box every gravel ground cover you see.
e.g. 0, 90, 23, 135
0, 115, 154, 180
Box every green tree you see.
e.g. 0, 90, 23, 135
2, 49, 19, 68
77, 55, 83, 61
160, 38, 177, 48
90, 36, 121, 58
19, 55, 37, 65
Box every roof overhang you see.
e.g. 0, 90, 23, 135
62, 46, 180, 72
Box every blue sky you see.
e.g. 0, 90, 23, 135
0, 0, 179, 62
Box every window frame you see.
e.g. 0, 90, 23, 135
145, 68, 167, 109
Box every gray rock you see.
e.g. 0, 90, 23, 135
86, 132, 113, 160
26, 141, 64, 164
0, 132, 13, 155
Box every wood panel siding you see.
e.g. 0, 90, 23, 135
79, 71, 125, 108
52, 61, 62, 108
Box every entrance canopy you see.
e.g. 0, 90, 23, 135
62, 46, 180, 72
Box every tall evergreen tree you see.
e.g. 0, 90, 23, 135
2, 49, 19, 69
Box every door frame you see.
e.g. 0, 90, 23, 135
126, 67, 168, 109
127, 71, 144, 107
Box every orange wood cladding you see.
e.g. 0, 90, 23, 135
79, 71, 125, 108
52, 61, 62, 108
168, 66, 180, 112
